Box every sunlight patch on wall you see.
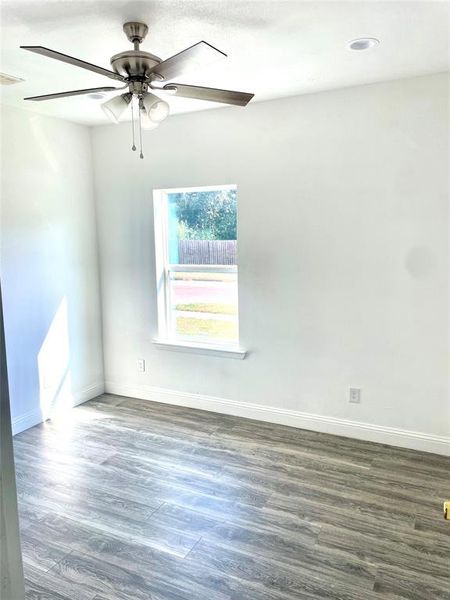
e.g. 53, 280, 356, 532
37, 297, 73, 421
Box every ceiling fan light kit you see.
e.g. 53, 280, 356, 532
21, 21, 255, 159
101, 91, 132, 123
142, 92, 170, 122
140, 108, 159, 131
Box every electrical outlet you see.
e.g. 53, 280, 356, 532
137, 359, 146, 373
349, 387, 361, 403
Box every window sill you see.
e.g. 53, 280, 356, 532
152, 339, 247, 359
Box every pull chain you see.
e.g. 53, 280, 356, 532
138, 97, 144, 159
130, 96, 136, 151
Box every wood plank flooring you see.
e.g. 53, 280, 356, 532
13, 394, 450, 600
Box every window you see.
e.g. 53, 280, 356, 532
153, 185, 240, 351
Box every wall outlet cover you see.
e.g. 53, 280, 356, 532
349, 387, 361, 403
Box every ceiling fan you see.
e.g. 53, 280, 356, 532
21, 22, 255, 158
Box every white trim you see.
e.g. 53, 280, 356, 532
152, 185, 240, 346
71, 381, 105, 408
153, 190, 170, 339
11, 408, 43, 436
104, 381, 450, 456
168, 265, 237, 274
153, 339, 247, 359
154, 184, 237, 195
11, 381, 104, 436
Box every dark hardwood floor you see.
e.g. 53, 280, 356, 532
13, 394, 450, 600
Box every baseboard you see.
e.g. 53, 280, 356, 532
105, 381, 450, 456
11, 408, 44, 436
12, 381, 104, 436
71, 381, 105, 409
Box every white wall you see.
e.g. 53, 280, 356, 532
92, 73, 449, 453
1, 106, 104, 434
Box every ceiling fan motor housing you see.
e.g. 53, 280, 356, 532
110, 50, 161, 79
111, 22, 162, 80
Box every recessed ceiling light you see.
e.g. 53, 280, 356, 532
88, 92, 106, 100
348, 38, 380, 51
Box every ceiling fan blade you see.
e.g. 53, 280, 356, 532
150, 41, 226, 81
21, 46, 124, 81
163, 83, 254, 106
24, 86, 121, 101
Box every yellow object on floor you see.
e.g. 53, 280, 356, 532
444, 501, 450, 520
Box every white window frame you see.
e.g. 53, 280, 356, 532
152, 185, 246, 359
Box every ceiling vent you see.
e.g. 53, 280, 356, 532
0, 72, 24, 85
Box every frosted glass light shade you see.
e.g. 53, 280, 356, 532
140, 108, 159, 130
101, 92, 132, 123
142, 92, 170, 123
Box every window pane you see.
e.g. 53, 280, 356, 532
155, 184, 239, 346
168, 270, 238, 343
167, 188, 237, 265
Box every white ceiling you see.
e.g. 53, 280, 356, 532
1, 0, 449, 126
